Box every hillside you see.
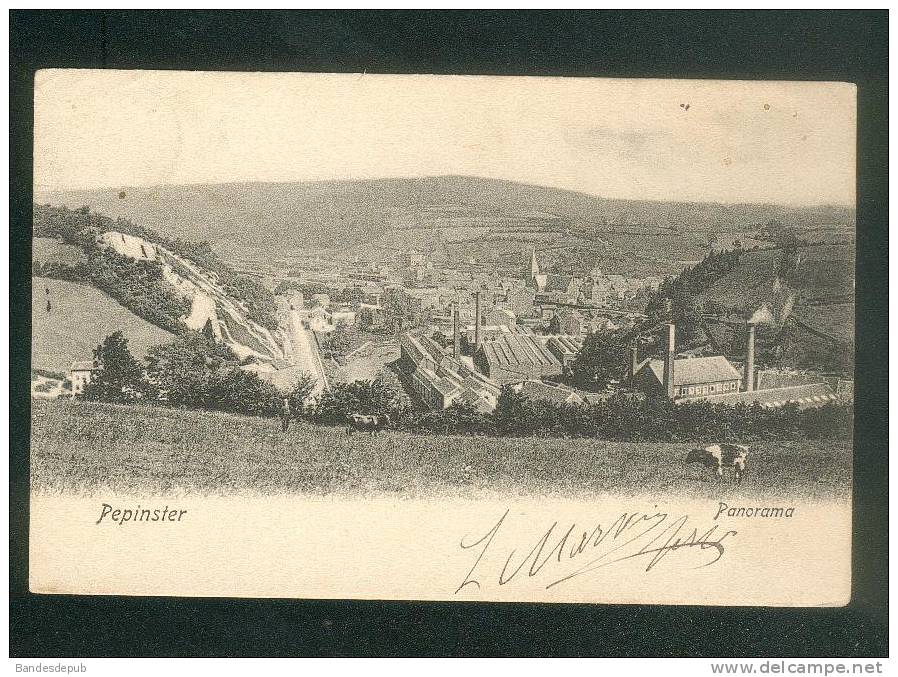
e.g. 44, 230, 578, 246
32, 277, 174, 375
695, 243, 855, 371
36, 176, 855, 257
31, 399, 850, 501
32, 204, 288, 366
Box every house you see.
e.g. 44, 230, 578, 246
400, 287, 444, 314
504, 285, 536, 318
331, 310, 357, 327
358, 302, 384, 328
578, 278, 614, 306
463, 324, 512, 348
549, 308, 587, 336
306, 306, 333, 332
643, 276, 663, 292
403, 250, 427, 268
70, 359, 101, 397
633, 355, 742, 399
473, 333, 563, 385
539, 275, 581, 300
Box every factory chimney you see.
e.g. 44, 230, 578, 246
474, 291, 483, 351
452, 301, 460, 359
744, 322, 756, 392
629, 344, 639, 386
662, 323, 676, 399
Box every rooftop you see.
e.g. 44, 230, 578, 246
515, 380, 585, 405
641, 355, 742, 386
415, 366, 462, 398
478, 333, 561, 370
542, 275, 579, 293
71, 360, 101, 371
401, 333, 445, 367
547, 335, 583, 355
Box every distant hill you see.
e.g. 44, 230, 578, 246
35, 176, 856, 254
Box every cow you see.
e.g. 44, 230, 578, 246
686, 443, 749, 484
347, 413, 391, 436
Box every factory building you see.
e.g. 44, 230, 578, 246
633, 355, 743, 398
679, 382, 839, 410
631, 323, 742, 398
631, 322, 837, 409
545, 335, 583, 372
399, 331, 499, 412
473, 333, 563, 385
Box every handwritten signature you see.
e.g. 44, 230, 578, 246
455, 509, 737, 593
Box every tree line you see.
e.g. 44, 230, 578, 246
81, 330, 314, 418
81, 330, 851, 443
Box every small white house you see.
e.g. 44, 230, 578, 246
70, 360, 102, 397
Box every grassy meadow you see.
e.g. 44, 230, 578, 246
31, 277, 174, 374
30, 400, 851, 501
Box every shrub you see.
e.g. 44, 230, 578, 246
310, 378, 402, 425
202, 367, 284, 417
80, 331, 154, 403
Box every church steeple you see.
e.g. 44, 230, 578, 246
529, 246, 540, 280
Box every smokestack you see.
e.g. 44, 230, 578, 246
474, 291, 482, 351
629, 344, 639, 386
452, 302, 460, 359
744, 322, 756, 392
662, 323, 675, 399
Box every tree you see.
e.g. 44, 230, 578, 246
571, 332, 627, 390
441, 401, 488, 435
345, 286, 365, 309
145, 331, 235, 406
357, 306, 376, 331
311, 377, 401, 425
669, 290, 704, 345
203, 367, 283, 417
327, 322, 355, 357
225, 275, 279, 330
492, 385, 532, 435
286, 372, 317, 414
81, 331, 152, 403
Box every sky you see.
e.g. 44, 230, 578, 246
34, 70, 856, 206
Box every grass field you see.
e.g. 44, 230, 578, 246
31, 400, 852, 501
32, 237, 87, 266
31, 276, 174, 374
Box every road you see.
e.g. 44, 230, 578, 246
280, 292, 328, 397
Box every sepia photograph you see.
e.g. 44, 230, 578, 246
25, 70, 859, 606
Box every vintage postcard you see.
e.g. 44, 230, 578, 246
29, 70, 856, 605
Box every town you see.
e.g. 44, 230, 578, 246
137, 236, 848, 417
42, 202, 853, 427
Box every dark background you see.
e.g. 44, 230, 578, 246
10, 10, 888, 657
